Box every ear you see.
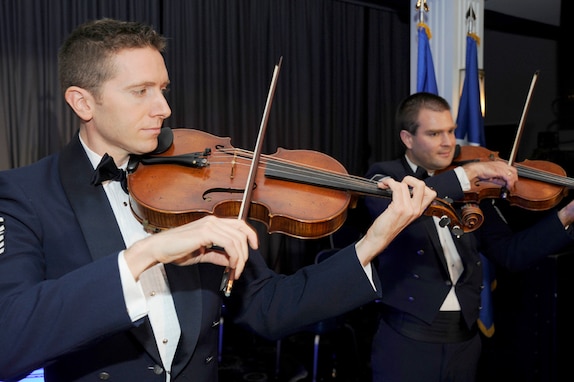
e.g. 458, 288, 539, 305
64, 86, 94, 122
400, 129, 413, 149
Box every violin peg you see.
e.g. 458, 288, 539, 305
451, 225, 464, 238
438, 216, 451, 228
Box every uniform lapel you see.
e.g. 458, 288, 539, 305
400, 159, 453, 276
421, 217, 451, 276
167, 264, 203, 376
58, 132, 126, 261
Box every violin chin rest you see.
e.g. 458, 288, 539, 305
150, 127, 174, 155
126, 127, 174, 173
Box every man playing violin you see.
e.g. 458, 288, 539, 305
0, 19, 438, 382
364, 91, 574, 382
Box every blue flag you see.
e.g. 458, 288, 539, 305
455, 33, 495, 338
477, 254, 496, 337
455, 34, 484, 146
416, 23, 439, 95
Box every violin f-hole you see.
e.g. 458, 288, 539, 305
202, 184, 257, 202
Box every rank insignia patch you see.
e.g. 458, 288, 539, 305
0, 217, 4, 255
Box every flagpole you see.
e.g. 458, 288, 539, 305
416, 0, 428, 23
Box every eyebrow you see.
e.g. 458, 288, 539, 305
422, 125, 457, 134
126, 80, 170, 89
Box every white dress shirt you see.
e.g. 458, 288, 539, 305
81, 137, 180, 381
404, 156, 467, 311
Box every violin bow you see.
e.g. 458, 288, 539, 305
221, 57, 283, 297
507, 70, 540, 166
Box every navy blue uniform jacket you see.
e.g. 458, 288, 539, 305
0, 133, 382, 382
364, 157, 573, 329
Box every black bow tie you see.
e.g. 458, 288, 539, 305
91, 153, 128, 193
415, 166, 429, 180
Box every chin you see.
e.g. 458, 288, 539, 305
132, 142, 158, 156
435, 159, 451, 170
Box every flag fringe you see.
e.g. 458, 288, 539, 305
468, 32, 480, 45
417, 22, 432, 40
478, 319, 495, 337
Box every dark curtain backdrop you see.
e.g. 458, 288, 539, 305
0, 0, 409, 269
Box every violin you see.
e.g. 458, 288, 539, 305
127, 128, 478, 239
449, 71, 574, 212
450, 145, 574, 211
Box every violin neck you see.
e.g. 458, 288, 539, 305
265, 157, 472, 235
265, 159, 391, 198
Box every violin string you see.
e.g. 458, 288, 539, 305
488, 155, 573, 189
515, 164, 574, 188
208, 148, 383, 194
220, 150, 460, 227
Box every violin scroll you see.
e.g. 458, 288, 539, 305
427, 197, 480, 237
459, 203, 484, 232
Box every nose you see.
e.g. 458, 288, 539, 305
441, 132, 455, 146
154, 93, 172, 119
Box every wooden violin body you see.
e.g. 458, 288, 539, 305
127, 128, 352, 238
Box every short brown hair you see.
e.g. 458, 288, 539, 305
396, 92, 451, 135
58, 18, 167, 99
